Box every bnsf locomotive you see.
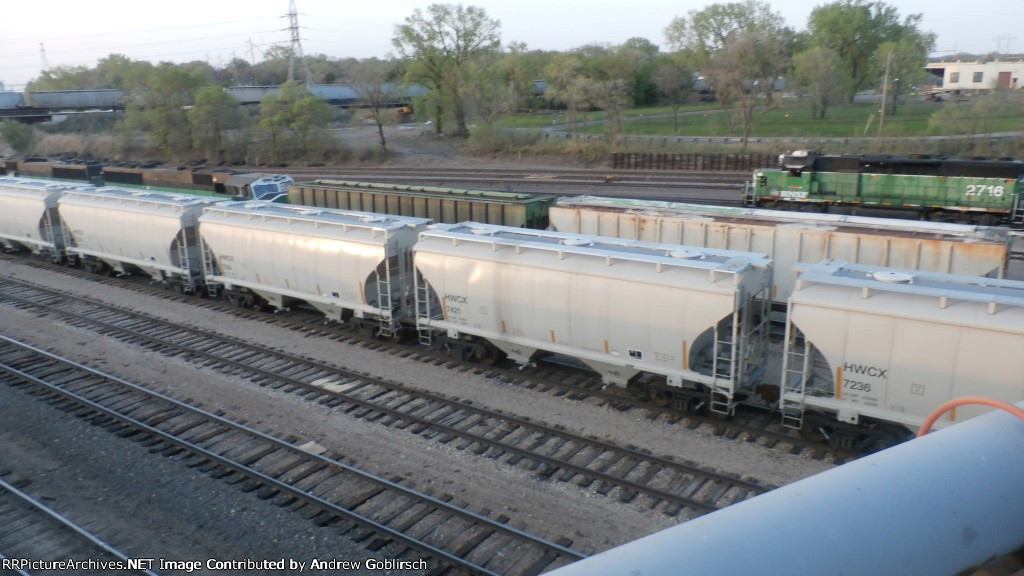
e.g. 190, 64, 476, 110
748, 150, 1024, 226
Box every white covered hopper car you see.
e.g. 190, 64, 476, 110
414, 223, 773, 414
198, 202, 432, 338
548, 196, 1011, 305
57, 187, 220, 293
0, 177, 90, 262
781, 260, 1024, 445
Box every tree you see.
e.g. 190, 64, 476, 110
653, 54, 694, 133
543, 53, 592, 140
350, 60, 404, 153
806, 0, 934, 102
791, 47, 846, 119
121, 63, 205, 157
0, 120, 32, 153
702, 27, 789, 148
665, 1, 791, 149
461, 55, 518, 130
392, 3, 501, 137
874, 29, 934, 115
257, 80, 335, 161
665, 0, 785, 59
188, 86, 248, 159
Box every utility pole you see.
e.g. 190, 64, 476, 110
246, 38, 259, 85
285, 0, 313, 85
877, 51, 892, 137
39, 43, 49, 74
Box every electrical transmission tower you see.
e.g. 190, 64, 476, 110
285, 0, 313, 84
39, 43, 49, 73
994, 35, 1015, 55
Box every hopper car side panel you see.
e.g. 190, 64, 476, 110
0, 178, 78, 260
198, 202, 431, 334
56, 189, 215, 290
414, 224, 772, 414
782, 260, 1024, 434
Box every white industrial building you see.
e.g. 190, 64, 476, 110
926, 56, 1024, 92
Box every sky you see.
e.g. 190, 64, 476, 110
0, 0, 1018, 90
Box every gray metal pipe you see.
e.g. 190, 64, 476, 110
548, 402, 1024, 576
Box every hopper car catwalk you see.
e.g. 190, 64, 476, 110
748, 150, 1024, 225
3, 176, 1024, 451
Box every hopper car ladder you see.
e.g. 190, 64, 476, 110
374, 248, 402, 339
710, 285, 770, 416
43, 206, 63, 263
414, 271, 437, 346
780, 322, 810, 430
200, 243, 221, 298
173, 226, 199, 292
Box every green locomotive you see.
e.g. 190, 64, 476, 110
748, 151, 1024, 225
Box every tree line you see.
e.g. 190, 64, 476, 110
5, 0, 952, 158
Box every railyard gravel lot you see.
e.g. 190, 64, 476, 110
0, 254, 833, 573
0, 138, 838, 574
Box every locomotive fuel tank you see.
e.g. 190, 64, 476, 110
549, 195, 1010, 305
414, 223, 772, 414
198, 202, 431, 337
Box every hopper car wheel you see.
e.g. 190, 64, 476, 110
477, 342, 506, 366
641, 378, 671, 407
859, 422, 912, 454
647, 388, 669, 407
797, 411, 833, 444
388, 328, 404, 344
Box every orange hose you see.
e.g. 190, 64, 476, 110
917, 396, 1024, 437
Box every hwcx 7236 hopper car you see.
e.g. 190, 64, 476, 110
781, 260, 1024, 447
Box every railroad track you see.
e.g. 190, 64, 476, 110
0, 274, 771, 519
0, 335, 585, 575
2, 252, 853, 462
280, 166, 749, 204
0, 475, 160, 576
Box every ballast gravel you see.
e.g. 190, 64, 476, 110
0, 258, 835, 568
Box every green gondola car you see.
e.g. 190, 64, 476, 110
288, 179, 555, 229
749, 150, 1024, 226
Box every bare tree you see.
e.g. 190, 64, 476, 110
702, 28, 789, 149
791, 47, 846, 119
653, 54, 694, 133
350, 60, 403, 154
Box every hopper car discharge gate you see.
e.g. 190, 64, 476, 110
413, 224, 773, 416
